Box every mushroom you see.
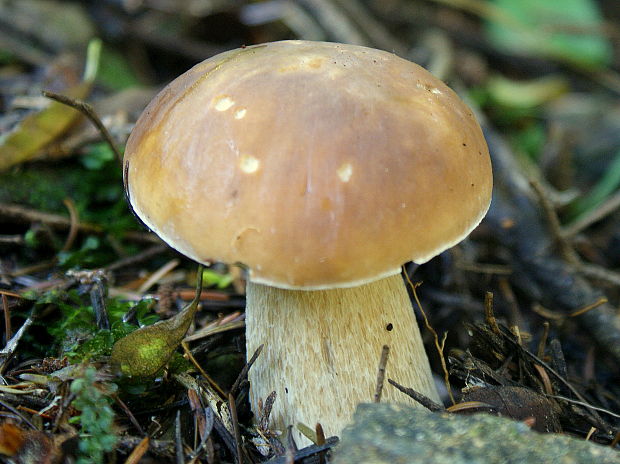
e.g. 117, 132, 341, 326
123, 41, 492, 443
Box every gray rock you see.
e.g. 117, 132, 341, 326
333, 403, 620, 464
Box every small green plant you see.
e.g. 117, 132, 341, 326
201, 267, 233, 289
69, 367, 118, 464
30, 286, 158, 361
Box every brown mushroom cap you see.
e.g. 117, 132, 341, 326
124, 40, 492, 289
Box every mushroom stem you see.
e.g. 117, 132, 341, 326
245, 273, 440, 445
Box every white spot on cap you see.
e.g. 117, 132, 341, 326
431, 88, 442, 94
214, 95, 234, 111
234, 108, 247, 119
337, 163, 353, 182
240, 154, 260, 173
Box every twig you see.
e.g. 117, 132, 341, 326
373, 345, 390, 403
123, 436, 150, 464
387, 379, 444, 412
315, 423, 326, 464
455, 261, 512, 275
537, 322, 550, 358
297, 0, 368, 45
174, 373, 234, 444
0, 291, 21, 299
0, 202, 102, 233
569, 296, 608, 317
181, 341, 227, 399
42, 91, 124, 167
484, 292, 501, 336
532, 296, 608, 321
0, 26, 49, 66
187, 404, 214, 460
529, 179, 580, 265
0, 317, 34, 374
0, 202, 158, 246
132, 15, 226, 62
549, 339, 567, 379
187, 388, 203, 449
61, 198, 79, 252
563, 189, 620, 237
533, 364, 553, 395
578, 263, 620, 287
585, 427, 596, 442
265, 437, 340, 464
183, 317, 245, 343
228, 393, 243, 464
3, 260, 57, 278
498, 277, 522, 328
332, 0, 405, 54
1, 295, 11, 343
0, 398, 37, 430
503, 333, 606, 427
286, 425, 298, 456
91, 273, 110, 330
445, 401, 495, 413
114, 394, 145, 436
315, 423, 325, 445
137, 258, 180, 293
546, 394, 620, 420
285, 447, 294, 464
129, 399, 188, 417
403, 269, 454, 405
230, 344, 264, 396
0, 235, 24, 244
257, 391, 277, 433
175, 409, 185, 464
117, 436, 174, 456
104, 244, 168, 272
510, 324, 522, 346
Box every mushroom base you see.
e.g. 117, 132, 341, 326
245, 273, 441, 446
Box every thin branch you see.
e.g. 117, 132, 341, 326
104, 244, 168, 272
373, 345, 390, 403
0, 202, 102, 233
403, 268, 454, 405
2, 295, 11, 343
529, 179, 580, 265
230, 344, 264, 396
181, 341, 227, 399
537, 322, 550, 358
546, 394, 620, 420
484, 292, 501, 336
569, 296, 608, 317
42, 90, 124, 167
563, 189, 620, 237
387, 379, 444, 412
175, 409, 185, 464
114, 394, 145, 436
60, 198, 79, 252
228, 393, 243, 464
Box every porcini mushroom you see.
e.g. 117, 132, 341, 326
123, 41, 492, 443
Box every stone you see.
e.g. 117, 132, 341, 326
333, 403, 620, 464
